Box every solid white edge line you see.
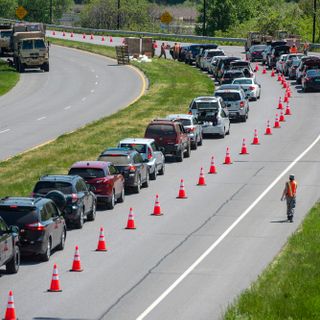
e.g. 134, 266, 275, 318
136, 133, 320, 320
37, 116, 46, 121
0, 129, 10, 134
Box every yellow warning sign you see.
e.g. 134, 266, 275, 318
160, 11, 173, 24
16, 6, 28, 20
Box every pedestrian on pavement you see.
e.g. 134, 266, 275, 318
173, 42, 180, 60
159, 42, 167, 59
290, 44, 298, 54
281, 174, 298, 222
303, 42, 309, 55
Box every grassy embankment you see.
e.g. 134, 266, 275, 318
225, 202, 320, 320
0, 60, 19, 96
0, 38, 213, 196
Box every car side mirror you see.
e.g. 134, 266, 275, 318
9, 225, 19, 234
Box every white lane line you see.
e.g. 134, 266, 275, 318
64, 106, 72, 110
81, 97, 87, 102
136, 133, 320, 320
37, 116, 46, 121
91, 89, 95, 93
0, 129, 10, 134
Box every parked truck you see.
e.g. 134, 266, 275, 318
0, 23, 13, 57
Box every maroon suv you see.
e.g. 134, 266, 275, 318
68, 161, 125, 209
144, 119, 191, 162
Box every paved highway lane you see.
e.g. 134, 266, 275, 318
0, 38, 319, 320
0, 45, 145, 161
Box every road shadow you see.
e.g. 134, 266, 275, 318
270, 219, 289, 223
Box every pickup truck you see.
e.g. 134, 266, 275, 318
0, 217, 20, 274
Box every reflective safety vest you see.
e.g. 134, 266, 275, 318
287, 180, 297, 197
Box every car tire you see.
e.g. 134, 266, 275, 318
185, 143, 191, 158
106, 191, 115, 210
87, 200, 97, 219
220, 128, 226, 138
40, 238, 52, 262
241, 115, 247, 122
75, 208, 84, 229
198, 134, 203, 146
226, 125, 230, 135
158, 164, 165, 175
6, 246, 20, 274
191, 141, 197, 150
142, 171, 149, 188
150, 168, 157, 180
57, 229, 66, 251
176, 149, 183, 162
133, 176, 141, 193
117, 187, 125, 203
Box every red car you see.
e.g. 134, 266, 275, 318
68, 161, 125, 209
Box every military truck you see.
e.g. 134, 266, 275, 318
244, 32, 262, 51
12, 31, 49, 72
0, 23, 13, 57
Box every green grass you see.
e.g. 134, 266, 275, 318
0, 60, 19, 96
0, 37, 213, 196
224, 202, 320, 320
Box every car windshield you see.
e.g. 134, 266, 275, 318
0, 207, 37, 227
307, 69, 320, 77
120, 143, 146, 153
98, 154, 130, 165
34, 181, 73, 195
251, 45, 266, 51
34, 39, 45, 48
233, 79, 252, 85
145, 124, 176, 136
215, 92, 241, 101
22, 40, 33, 50
69, 168, 105, 179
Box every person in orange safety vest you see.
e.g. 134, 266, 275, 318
290, 44, 298, 54
281, 174, 297, 222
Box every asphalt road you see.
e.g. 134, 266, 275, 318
0, 45, 145, 161
0, 34, 319, 320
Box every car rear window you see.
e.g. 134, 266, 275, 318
0, 207, 37, 227
233, 79, 252, 85
224, 72, 243, 78
145, 124, 176, 136
69, 168, 105, 179
307, 70, 320, 77
174, 119, 191, 126
215, 92, 241, 101
98, 154, 131, 165
191, 101, 219, 110
119, 143, 147, 153
34, 181, 73, 195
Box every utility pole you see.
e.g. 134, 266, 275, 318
202, 0, 206, 36
117, 0, 120, 30
49, 0, 53, 24
312, 0, 317, 43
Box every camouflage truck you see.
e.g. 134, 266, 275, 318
12, 31, 49, 72
0, 24, 13, 57
244, 32, 262, 51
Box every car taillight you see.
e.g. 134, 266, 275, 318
188, 111, 192, 115
249, 86, 255, 90
147, 147, 152, 160
187, 127, 195, 133
305, 77, 310, 81
240, 101, 245, 108
71, 193, 78, 203
129, 165, 136, 173
25, 222, 45, 231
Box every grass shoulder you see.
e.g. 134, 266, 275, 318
224, 202, 320, 320
0, 38, 213, 196
0, 60, 19, 96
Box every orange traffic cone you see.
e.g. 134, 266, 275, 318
271, 68, 275, 77
252, 129, 260, 145
62, 31, 66, 37
262, 67, 266, 74
197, 167, 206, 186
70, 245, 83, 272
126, 208, 136, 229
277, 73, 281, 81
52, 30, 56, 36
274, 114, 281, 128
283, 81, 287, 89
152, 194, 163, 216
96, 227, 107, 251
177, 179, 188, 199
82, 33, 86, 39
279, 110, 285, 122
101, 36, 105, 41
239, 138, 249, 154
48, 264, 62, 292
278, 97, 283, 109
284, 93, 289, 103
265, 120, 272, 135
286, 88, 291, 98
4, 291, 16, 320
110, 36, 113, 43
90, 34, 94, 40
208, 156, 217, 174
255, 64, 259, 72
70, 32, 74, 38
224, 147, 232, 164
285, 103, 292, 115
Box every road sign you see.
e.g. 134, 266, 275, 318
16, 6, 28, 20
160, 11, 173, 25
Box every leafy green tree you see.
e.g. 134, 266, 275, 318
0, 0, 18, 19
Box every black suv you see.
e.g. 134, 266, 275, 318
0, 197, 66, 261
0, 217, 20, 273
33, 175, 97, 229
98, 148, 149, 194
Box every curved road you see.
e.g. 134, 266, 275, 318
0, 45, 145, 160
0, 37, 319, 320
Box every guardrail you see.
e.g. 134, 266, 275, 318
2, 17, 320, 48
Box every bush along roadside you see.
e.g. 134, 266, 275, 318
0, 37, 213, 196
224, 202, 320, 320
0, 60, 19, 96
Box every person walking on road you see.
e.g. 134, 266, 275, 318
303, 42, 309, 55
281, 174, 297, 222
159, 42, 167, 59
